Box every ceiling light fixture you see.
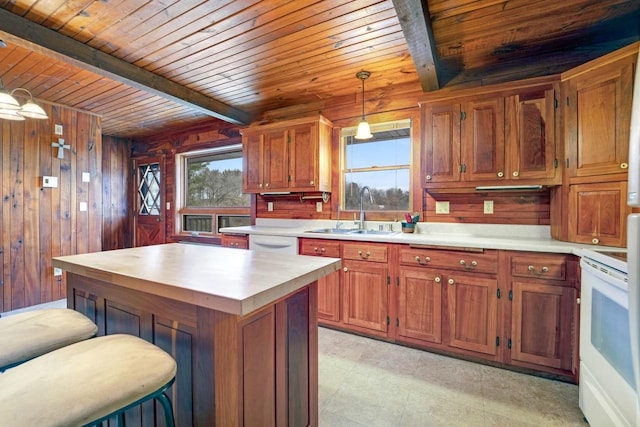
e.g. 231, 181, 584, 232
0, 79, 49, 120
355, 71, 372, 140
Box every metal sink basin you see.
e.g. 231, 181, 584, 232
306, 228, 356, 234
348, 229, 398, 235
305, 228, 397, 236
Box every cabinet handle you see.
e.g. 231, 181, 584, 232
459, 259, 477, 269
259, 183, 263, 188
592, 238, 600, 245
426, 175, 432, 181
321, 247, 326, 253
310, 180, 314, 185
343, 267, 348, 272
415, 255, 431, 265
512, 171, 519, 177
265, 183, 270, 187
434, 277, 441, 283
621, 163, 628, 169
358, 250, 371, 259
448, 278, 455, 285
528, 265, 549, 275
497, 171, 504, 177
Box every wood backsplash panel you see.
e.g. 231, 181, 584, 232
425, 191, 551, 225
0, 105, 120, 312
256, 193, 332, 219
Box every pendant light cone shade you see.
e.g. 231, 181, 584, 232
0, 90, 20, 111
0, 109, 25, 120
18, 100, 48, 119
354, 71, 372, 140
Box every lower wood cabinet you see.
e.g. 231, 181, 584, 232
397, 267, 442, 344
446, 272, 499, 356
506, 252, 578, 375
299, 239, 341, 324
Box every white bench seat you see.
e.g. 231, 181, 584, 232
0, 334, 177, 426
0, 308, 97, 370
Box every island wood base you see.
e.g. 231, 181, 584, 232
67, 272, 318, 427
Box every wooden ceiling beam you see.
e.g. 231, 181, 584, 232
0, 8, 250, 125
391, 0, 440, 91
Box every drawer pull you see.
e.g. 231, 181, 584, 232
426, 175, 432, 181
448, 278, 455, 285
592, 238, 600, 245
415, 255, 431, 265
434, 277, 441, 283
528, 265, 549, 275
358, 250, 371, 259
343, 267, 348, 272
459, 259, 478, 269
497, 171, 504, 177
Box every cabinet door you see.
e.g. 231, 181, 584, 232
342, 260, 388, 333
317, 271, 341, 323
511, 281, 575, 370
446, 273, 498, 355
461, 98, 505, 181
397, 267, 442, 344
423, 103, 461, 183
221, 234, 249, 249
263, 129, 289, 191
566, 56, 634, 178
569, 181, 628, 247
506, 88, 557, 181
243, 132, 263, 192
289, 123, 317, 190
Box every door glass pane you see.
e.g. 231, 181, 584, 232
138, 163, 160, 215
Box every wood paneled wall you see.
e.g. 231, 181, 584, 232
0, 105, 131, 312
102, 135, 133, 251
425, 191, 551, 225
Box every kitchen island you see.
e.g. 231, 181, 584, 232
53, 243, 340, 427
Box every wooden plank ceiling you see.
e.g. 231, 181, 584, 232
0, 0, 637, 138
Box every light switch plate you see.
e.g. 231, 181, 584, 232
54, 124, 63, 135
42, 176, 58, 188
484, 200, 494, 214
435, 201, 450, 214
316, 201, 323, 212
82, 172, 90, 183
79, 202, 88, 212
53, 267, 63, 276
267, 202, 273, 212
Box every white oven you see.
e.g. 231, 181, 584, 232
579, 251, 636, 427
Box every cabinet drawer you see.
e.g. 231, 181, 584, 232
511, 255, 568, 281
299, 239, 340, 258
399, 247, 497, 274
342, 243, 387, 263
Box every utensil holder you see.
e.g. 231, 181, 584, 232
401, 222, 415, 233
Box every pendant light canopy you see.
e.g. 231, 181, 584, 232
0, 80, 48, 120
355, 71, 372, 140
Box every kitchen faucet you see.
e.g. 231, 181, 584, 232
358, 186, 374, 229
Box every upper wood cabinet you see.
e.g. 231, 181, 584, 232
421, 79, 559, 188
423, 97, 504, 183
563, 48, 636, 180
242, 115, 332, 193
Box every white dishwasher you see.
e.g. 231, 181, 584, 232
249, 234, 298, 254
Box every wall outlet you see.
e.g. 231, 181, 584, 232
267, 201, 273, 212
316, 201, 323, 212
53, 267, 62, 276
79, 201, 88, 212
435, 201, 450, 214
484, 200, 494, 214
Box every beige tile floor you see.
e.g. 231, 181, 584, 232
318, 327, 587, 427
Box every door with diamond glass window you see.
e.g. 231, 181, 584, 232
134, 157, 165, 246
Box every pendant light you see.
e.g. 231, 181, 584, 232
0, 79, 48, 120
355, 71, 372, 139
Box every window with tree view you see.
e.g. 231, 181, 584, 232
179, 145, 250, 235
342, 120, 411, 212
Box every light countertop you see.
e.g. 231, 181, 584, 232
53, 243, 341, 316
221, 219, 624, 255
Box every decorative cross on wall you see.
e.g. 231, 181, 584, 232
52, 138, 71, 159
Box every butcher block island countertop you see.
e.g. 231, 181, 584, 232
52, 243, 340, 427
